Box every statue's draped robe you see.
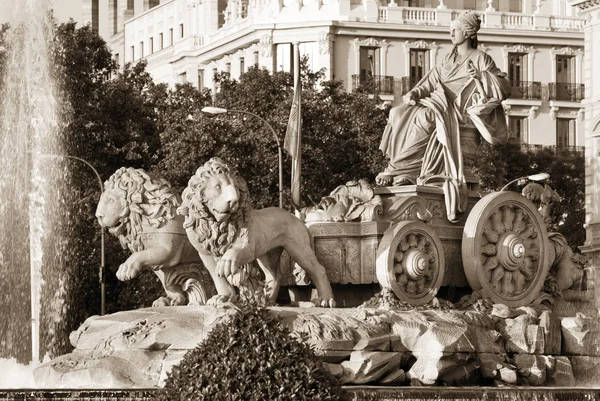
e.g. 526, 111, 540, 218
379, 49, 511, 221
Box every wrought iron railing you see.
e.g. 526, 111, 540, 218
520, 143, 584, 155
394, 76, 411, 96
548, 82, 585, 102
352, 74, 395, 95
509, 81, 542, 100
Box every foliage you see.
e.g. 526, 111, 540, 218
155, 59, 389, 209
473, 140, 585, 248
157, 303, 341, 401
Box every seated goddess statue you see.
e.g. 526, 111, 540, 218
376, 11, 511, 222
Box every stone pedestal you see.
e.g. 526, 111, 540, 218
34, 302, 598, 389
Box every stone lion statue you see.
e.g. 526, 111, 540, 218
95, 167, 214, 306
177, 157, 335, 307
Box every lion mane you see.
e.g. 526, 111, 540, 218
105, 167, 180, 252
178, 158, 252, 257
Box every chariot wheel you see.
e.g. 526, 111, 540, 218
376, 221, 445, 305
462, 191, 550, 307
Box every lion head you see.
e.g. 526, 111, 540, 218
96, 167, 180, 252
178, 158, 252, 257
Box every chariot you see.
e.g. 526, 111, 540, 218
282, 184, 551, 308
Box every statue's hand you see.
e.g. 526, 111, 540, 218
402, 93, 417, 106
467, 63, 482, 80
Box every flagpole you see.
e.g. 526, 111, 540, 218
291, 42, 301, 209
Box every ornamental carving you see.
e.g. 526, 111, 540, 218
552, 46, 582, 56
259, 34, 273, 58
318, 32, 333, 55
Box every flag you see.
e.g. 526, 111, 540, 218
284, 44, 302, 208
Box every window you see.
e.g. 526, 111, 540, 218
359, 47, 380, 82
509, 116, 528, 143
169, 28, 174, 46
225, 62, 231, 74
114, 53, 120, 65
557, 118, 576, 148
178, 72, 187, 84
240, 58, 245, 74
140, 41, 144, 58
409, 49, 430, 89
253, 51, 259, 67
179, 24, 184, 38
508, 53, 527, 86
130, 45, 135, 61
159, 33, 164, 50
556, 55, 576, 84
149, 37, 154, 54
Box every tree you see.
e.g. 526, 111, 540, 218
155, 61, 389, 210
474, 141, 585, 248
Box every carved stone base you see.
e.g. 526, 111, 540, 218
34, 301, 598, 389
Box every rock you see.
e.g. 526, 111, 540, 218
491, 304, 517, 319
439, 360, 480, 385
408, 352, 472, 385
561, 314, 600, 356
158, 351, 187, 387
340, 351, 403, 384
33, 352, 158, 388
479, 353, 511, 381
546, 356, 575, 386
569, 356, 600, 385
323, 362, 345, 380
498, 365, 518, 384
514, 354, 546, 385
539, 311, 561, 354
380, 368, 406, 385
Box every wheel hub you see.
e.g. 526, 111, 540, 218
497, 233, 525, 271
404, 248, 429, 280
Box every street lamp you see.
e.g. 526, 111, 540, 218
41, 154, 106, 316
500, 173, 550, 192
201, 106, 284, 209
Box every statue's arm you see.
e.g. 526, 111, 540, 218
406, 67, 439, 101
477, 53, 512, 100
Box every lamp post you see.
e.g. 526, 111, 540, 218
500, 173, 550, 192
201, 106, 284, 209
42, 154, 106, 316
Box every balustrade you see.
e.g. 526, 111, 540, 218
352, 74, 395, 95
548, 83, 585, 102
510, 82, 542, 100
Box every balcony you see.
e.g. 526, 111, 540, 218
395, 77, 412, 96
520, 144, 584, 155
548, 83, 585, 102
352, 74, 395, 95
376, 7, 587, 33
509, 82, 542, 101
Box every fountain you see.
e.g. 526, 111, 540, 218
0, 2, 599, 399
0, 0, 72, 370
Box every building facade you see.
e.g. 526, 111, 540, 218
83, 0, 587, 149
568, 0, 600, 304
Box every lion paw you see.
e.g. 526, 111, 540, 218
311, 297, 337, 308
207, 294, 235, 307
116, 259, 142, 281
152, 297, 170, 307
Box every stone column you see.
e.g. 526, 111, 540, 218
98, 0, 110, 38
318, 32, 334, 81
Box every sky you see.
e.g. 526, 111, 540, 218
1, 0, 83, 25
